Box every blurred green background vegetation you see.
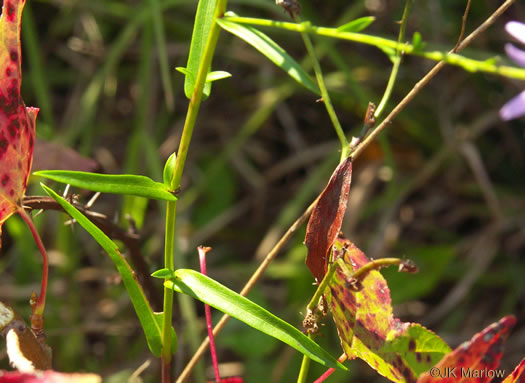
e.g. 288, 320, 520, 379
0, 0, 524, 381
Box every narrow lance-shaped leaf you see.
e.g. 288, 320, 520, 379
418, 316, 516, 383
183, 0, 216, 99
160, 268, 346, 371
0, 0, 39, 241
217, 13, 320, 95
336, 16, 375, 33
34, 170, 177, 201
41, 183, 177, 357
324, 236, 451, 383
305, 156, 352, 281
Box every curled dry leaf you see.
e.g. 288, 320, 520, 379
305, 156, 352, 282
418, 316, 517, 383
0, 0, 38, 241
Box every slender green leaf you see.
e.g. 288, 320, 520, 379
184, 0, 217, 99
164, 269, 346, 370
41, 184, 177, 357
163, 152, 177, 186
152, 268, 174, 279
217, 16, 319, 95
336, 16, 375, 33
206, 70, 232, 82
176, 67, 193, 79
34, 170, 177, 201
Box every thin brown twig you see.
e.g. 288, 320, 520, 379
453, 0, 472, 52
351, 0, 515, 162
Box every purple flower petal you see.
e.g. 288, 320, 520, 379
505, 43, 525, 68
506, 21, 525, 45
500, 90, 525, 121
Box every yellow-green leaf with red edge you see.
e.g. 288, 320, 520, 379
324, 236, 451, 383
502, 358, 525, 383
418, 315, 516, 383
0, 0, 38, 239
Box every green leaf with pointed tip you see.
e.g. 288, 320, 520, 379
34, 170, 177, 201
184, 0, 216, 99
176, 67, 193, 79
165, 269, 345, 370
206, 70, 232, 82
336, 16, 375, 33
151, 268, 174, 279
163, 152, 177, 186
41, 183, 177, 357
217, 16, 319, 95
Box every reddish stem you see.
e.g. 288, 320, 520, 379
313, 367, 335, 383
161, 355, 172, 383
17, 207, 48, 323
198, 246, 221, 383
314, 354, 347, 383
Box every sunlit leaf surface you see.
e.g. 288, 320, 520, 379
0, 0, 38, 238
325, 237, 451, 383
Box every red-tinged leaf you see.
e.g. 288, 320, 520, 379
0, 371, 101, 382
418, 316, 516, 383
305, 157, 352, 281
0, 0, 38, 237
324, 236, 450, 383
502, 358, 525, 383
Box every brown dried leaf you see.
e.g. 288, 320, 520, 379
305, 156, 352, 281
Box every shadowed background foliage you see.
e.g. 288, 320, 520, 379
0, 0, 524, 381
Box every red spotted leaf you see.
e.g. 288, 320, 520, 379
324, 236, 450, 383
0, 0, 38, 239
305, 156, 352, 281
502, 358, 525, 383
418, 316, 516, 383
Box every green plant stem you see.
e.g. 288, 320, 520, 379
161, 0, 228, 376
374, 0, 412, 119
161, 201, 176, 382
297, 348, 312, 383
298, 251, 342, 382
223, 15, 525, 80
294, 17, 349, 159
306, 257, 340, 312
